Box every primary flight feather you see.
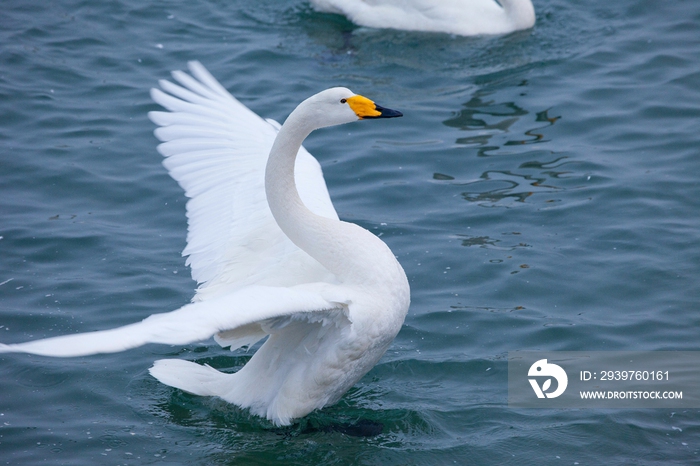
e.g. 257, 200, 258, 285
0, 62, 410, 426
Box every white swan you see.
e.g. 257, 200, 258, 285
0, 62, 409, 426
310, 0, 535, 36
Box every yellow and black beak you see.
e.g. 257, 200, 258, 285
346, 95, 403, 120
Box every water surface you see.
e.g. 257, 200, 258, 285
1, 0, 699, 464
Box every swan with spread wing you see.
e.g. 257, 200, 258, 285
0, 62, 409, 426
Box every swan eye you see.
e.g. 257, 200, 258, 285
340, 98, 347, 104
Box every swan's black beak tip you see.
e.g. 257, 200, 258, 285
368, 104, 402, 119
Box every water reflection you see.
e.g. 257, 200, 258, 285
460, 169, 558, 204
444, 89, 559, 153
506, 109, 561, 146
437, 89, 570, 207
432, 167, 562, 206
444, 92, 527, 130
457, 233, 530, 251
519, 155, 576, 178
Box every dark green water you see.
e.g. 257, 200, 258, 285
1, 0, 699, 464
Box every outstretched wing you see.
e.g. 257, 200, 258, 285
149, 61, 338, 301
0, 284, 350, 357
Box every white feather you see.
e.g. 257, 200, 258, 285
0, 62, 410, 425
148, 64, 338, 297
0, 284, 347, 357
310, 0, 536, 36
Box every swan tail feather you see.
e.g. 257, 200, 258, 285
149, 359, 230, 397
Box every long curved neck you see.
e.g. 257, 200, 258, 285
264, 108, 368, 282
264, 108, 313, 239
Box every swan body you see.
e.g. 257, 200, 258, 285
310, 0, 535, 36
0, 62, 409, 426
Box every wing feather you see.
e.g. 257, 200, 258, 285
0, 64, 352, 363
148, 111, 229, 130
151, 88, 228, 119
0, 285, 349, 357
186, 61, 233, 98
149, 61, 338, 299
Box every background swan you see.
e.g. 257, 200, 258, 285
0, 62, 409, 426
310, 0, 536, 36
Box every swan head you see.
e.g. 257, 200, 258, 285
294, 87, 402, 130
